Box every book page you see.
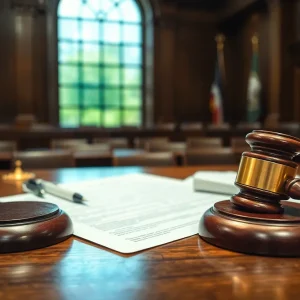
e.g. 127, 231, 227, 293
5, 174, 226, 254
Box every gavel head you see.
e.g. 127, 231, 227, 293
231, 130, 300, 214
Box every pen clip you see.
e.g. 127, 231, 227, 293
23, 179, 45, 198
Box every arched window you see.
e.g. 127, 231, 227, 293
57, 0, 144, 128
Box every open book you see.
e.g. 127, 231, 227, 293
193, 171, 239, 195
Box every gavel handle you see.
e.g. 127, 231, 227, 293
285, 178, 300, 199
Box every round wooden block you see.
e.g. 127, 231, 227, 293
0, 201, 73, 253
199, 200, 300, 257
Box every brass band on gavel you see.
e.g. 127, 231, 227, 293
236, 156, 297, 194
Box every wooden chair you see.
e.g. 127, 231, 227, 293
0, 141, 17, 151
113, 152, 176, 167
13, 150, 75, 169
278, 122, 300, 132
51, 139, 88, 150
207, 123, 230, 130
31, 123, 56, 130
186, 137, 222, 149
75, 143, 111, 152
144, 139, 171, 152
155, 122, 176, 131
134, 137, 169, 149
236, 122, 261, 129
93, 138, 129, 149
180, 122, 203, 131
184, 148, 237, 166
121, 125, 141, 130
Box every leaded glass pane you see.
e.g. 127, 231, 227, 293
81, 3, 96, 19
119, 0, 141, 22
106, 8, 121, 21
104, 89, 121, 107
59, 65, 79, 84
123, 89, 141, 107
122, 46, 141, 65
58, 20, 80, 40
87, 0, 112, 14
123, 68, 141, 85
59, 42, 80, 63
59, 87, 79, 107
60, 108, 80, 128
104, 67, 120, 85
58, 0, 81, 18
82, 109, 101, 126
104, 45, 120, 64
122, 24, 141, 43
123, 109, 141, 126
83, 88, 100, 107
58, 0, 143, 128
82, 44, 100, 64
82, 66, 100, 85
81, 21, 100, 42
103, 23, 121, 43
103, 109, 121, 127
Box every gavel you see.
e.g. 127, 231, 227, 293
232, 130, 300, 213
199, 130, 300, 257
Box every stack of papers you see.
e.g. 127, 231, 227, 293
3, 173, 232, 254
193, 171, 239, 195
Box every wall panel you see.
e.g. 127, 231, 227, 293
0, 1, 17, 123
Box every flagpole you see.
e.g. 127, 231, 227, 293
209, 34, 227, 125
247, 33, 262, 123
252, 33, 259, 55
215, 34, 226, 85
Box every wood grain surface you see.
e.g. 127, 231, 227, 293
1, 165, 300, 300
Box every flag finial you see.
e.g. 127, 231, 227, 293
215, 34, 225, 51
252, 33, 259, 52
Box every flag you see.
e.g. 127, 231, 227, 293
210, 34, 225, 124
210, 63, 223, 124
247, 35, 262, 122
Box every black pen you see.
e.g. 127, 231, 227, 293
24, 179, 87, 204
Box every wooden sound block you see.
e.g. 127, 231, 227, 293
199, 200, 300, 257
0, 201, 73, 253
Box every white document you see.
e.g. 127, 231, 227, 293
193, 171, 239, 195
3, 174, 227, 254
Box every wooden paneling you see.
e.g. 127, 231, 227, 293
174, 21, 216, 122
220, 0, 262, 20
32, 12, 47, 122
296, 0, 300, 41
295, 68, 300, 121
162, 0, 224, 11
154, 2, 217, 123
0, 1, 47, 124
267, 0, 281, 121
279, 0, 297, 121
0, 1, 17, 123
154, 3, 177, 123
291, 42, 300, 67
15, 11, 34, 115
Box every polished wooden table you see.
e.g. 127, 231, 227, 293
0, 165, 300, 300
